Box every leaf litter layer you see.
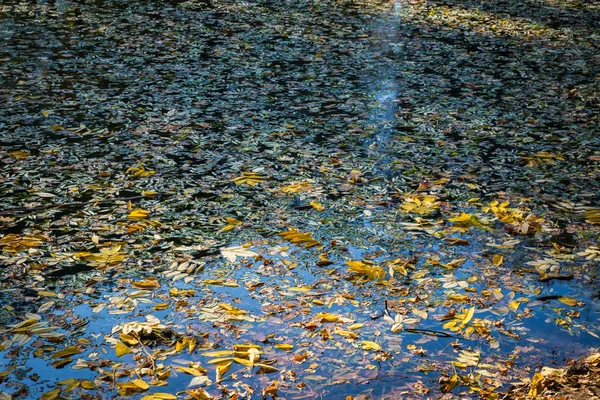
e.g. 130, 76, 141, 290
0, 0, 599, 398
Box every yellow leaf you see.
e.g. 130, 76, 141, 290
203, 350, 234, 357
52, 346, 81, 359
185, 388, 212, 400
216, 361, 232, 382
40, 388, 61, 400
81, 380, 95, 389
126, 161, 155, 177
310, 201, 325, 211
280, 181, 313, 193
492, 254, 504, 266
334, 328, 359, 339
129, 209, 150, 220
288, 286, 311, 292
231, 171, 265, 186
207, 357, 235, 365
348, 323, 364, 330
275, 344, 294, 351
132, 278, 160, 290
116, 341, 133, 357
221, 217, 242, 232
8, 150, 29, 160
233, 343, 262, 351
361, 341, 381, 351
441, 374, 458, 393
174, 367, 206, 377
528, 372, 545, 397
131, 379, 150, 390
461, 307, 475, 327
345, 260, 386, 281
508, 300, 520, 311
142, 191, 158, 198
141, 393, 178, 400
278, 229, 322, 248
315, 313, 342, 323
558, 296, 578, 306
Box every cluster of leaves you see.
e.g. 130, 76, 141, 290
0, 0, 599, 398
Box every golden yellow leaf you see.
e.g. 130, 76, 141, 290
216, 361, 232, 382
348, 323, 364, 330
126, 161, 155, 177
8, 150, 29, 160
345, 260, 386, 281
141, 393, 177, 400
81, 380, 95, 390
462, 307, 475, 327
528, 372, 545, 397
275, 344, 294, 351
132, 278, 160, 290
288, 286, 311, 292
558, 296, 578, 306
52, 346, 81, 359
131, 379, 150, 390
119, 333, 139, 347
280, 181, 314, 194
315, 313, 342, 322
39, 388, 61, 400
174, 366, 206, 377
492, 254, 504, 266
309, 200, 325, 211
441, 374, 458, 393
278, 229, 322, 248
361, 341, 381, 351
128, 209, 150, 220
185, 388, 212, 400
116, 341, 133, 357
231, 171, 265, 186
142, 190, 158, 198
221, 217, 242, 232
334, 328, 359, 339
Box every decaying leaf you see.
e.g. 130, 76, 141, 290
278, 229, 322, 248
220, 245, 258, 262
231, 171, 265, 186
345, 260, 386, 281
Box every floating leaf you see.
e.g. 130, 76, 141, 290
309, 200, 325, 211
129, 209, 150, 220
126, 161, 156, 177
278, 229, 322, 248
231, 171, 264, 186
361, 341, 381, 351
221, 217, 242, 232
132, 278, 160, 290
220, 245, 258, 262
141, 393, 178, 400
557, 296, 578, 307
345, 260, 386, 281
116, 341, 133, 357
52, 346, 81, 359
492, 254, 504, 266
131, 379, 150, 390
